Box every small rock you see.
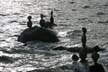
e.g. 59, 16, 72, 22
96, 12, 105, 15
83, 5, 90, 9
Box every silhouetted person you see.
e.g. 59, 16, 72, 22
81, 27, 87, 48
72, 54, 80, 72
90, 52, 105, 72
58, 54, 79, 71
39, 14, 46, 28
72, 54, 79, 61
50, 10, 54, 24
50, 10, 57, 27
43, 11, 55, 29
27, 16, 32, 29
93, 45, 105, 52
79, 49, 87, 63
78, 49, 90, 72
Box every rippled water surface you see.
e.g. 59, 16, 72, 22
0, 0, 108, 72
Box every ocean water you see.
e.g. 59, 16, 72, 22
0, 0, 108, 72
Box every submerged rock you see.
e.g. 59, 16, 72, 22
82, 5, 90, 9
98, 20, 108, 23
53, 46, 105, 53
0, 56, 14, 63
18, 26, 59, 43
96, 12, 105, 15
27, 69, 54, 72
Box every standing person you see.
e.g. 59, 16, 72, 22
39, 14, 46, 28
90, 52, 105, 72
81, 27, 87, 48
50, 10, 54, 24
80, 27, 89, 71
27, 16, 32, 29
50, 10, 57, 27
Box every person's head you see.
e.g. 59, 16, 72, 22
93, 45, 100, 52
40, 14, 44, 19
72, 54, 79, 61
28, 16, 32, 20
92, 52, 100, 64
82, 27, 87, 34
79, 49, 87, 61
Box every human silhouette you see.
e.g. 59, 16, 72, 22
72, 54, 80, 72
90, 52, 105, 72
50, 10, 54, 24
44, 10, 56, 29
81, 27, 87, 48
78, 49, 90, 72
72, 54, 79, 61
50, 10, 57, 27
79, 49, 87, 63
39, 14, 46, 28
27, 16, 32, 29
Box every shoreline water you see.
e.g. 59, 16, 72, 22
0, 0, 108, 71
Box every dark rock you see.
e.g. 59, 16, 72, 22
69, 1, 75, 4
53, 46, 66, 50
53, 46, 105, 53
98, 20, 108, 23
83, 5, 90, 9
0, 56, 14, 63
93, 46, 105, 52
27, 69, 54, 72
9, 20, 18, 23
67, 47, 82, 52
18, 26, 59, 43
104, 4, 108, 6
53, 46, 80, 52
96, 12, 105, 15
72, 9, 77, 11
78, 18, 88, 20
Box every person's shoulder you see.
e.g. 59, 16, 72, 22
90, 63, 104, 69
96, 63, 103, 67
90, 63, 101, 67
90, 65, 95, 69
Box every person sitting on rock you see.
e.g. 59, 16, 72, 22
49, 10, 57, 27
90, 52, 105, 72
81, 27, 87, 48
27, 16, 32, 29
45, 10, 57, 29
39, 14, 46, 28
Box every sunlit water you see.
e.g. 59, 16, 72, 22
0, 0, 108, 72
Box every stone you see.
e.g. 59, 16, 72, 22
18, 26, 59, 43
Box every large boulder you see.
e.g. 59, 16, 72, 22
18, 26, 59, 43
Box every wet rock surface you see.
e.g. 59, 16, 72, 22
18, 26, 59, 43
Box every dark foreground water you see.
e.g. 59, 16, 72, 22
0, 0, 108, 72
